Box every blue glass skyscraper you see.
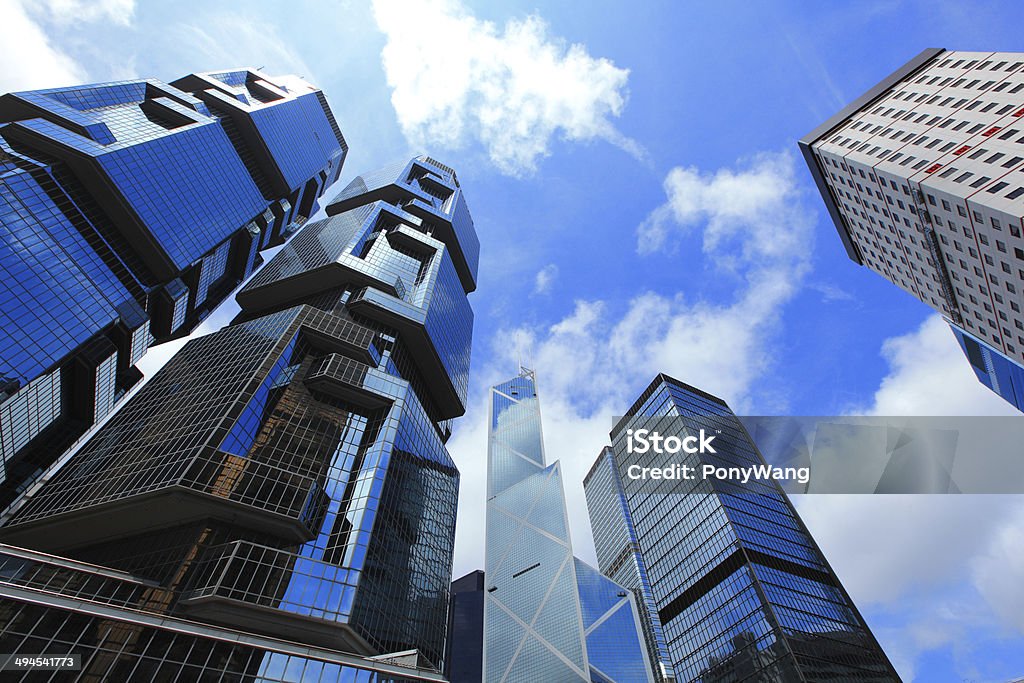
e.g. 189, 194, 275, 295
484, 368, 653, 683
0, 157, 476, 679
585, 447, 676, 683
588, 374, 900, 682
446, 570, 485, 682
0, 69, 346, 506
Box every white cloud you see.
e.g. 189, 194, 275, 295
854, 314, 1019, 416
797, 495, 1015, 605
637, 151, 806, 262
869, 593, 997, 682
972, 502, 1024, 632
451, 151, 814, 572
532, 263, 559, 295
370, 0, 641, 176
0, 1, 86, 92
0, 0, 136, 94
795, 492, 1024, 681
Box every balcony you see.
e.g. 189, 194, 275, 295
304, 354, 392, 409
0, 448, 330, 552
178, 540, 374, 653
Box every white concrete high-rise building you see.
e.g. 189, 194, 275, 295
801, 49, 1024, 410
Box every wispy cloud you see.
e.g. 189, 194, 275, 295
807, 281, 856, 303
32, 0, 135, 26
0, 0, 136, 93
168, 12, 316, 82
853, 315, 1019, 416
532, 263, 559, 295
370, 0, 643, 176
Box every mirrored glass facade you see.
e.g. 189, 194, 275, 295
445, 570, 485, 682
484, 369, 652, 683
953, 324, 1024, 408
0, 69, 347, 508
603, 374, 901, 682
0, 157, 477, 679
0, 544, 448, 683
584, 447, 676, 682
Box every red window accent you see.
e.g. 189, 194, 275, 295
1013, 106, 1024, 117
954, 145, 971, 155
925, 163, 942, 174
983, 126, 1002, 137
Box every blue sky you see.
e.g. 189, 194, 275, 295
4, 0, 1024, 679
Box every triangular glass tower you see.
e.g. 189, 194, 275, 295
483, 369, 654, 683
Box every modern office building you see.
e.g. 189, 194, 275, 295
446, 570, 485, 682
589, 374, 900, 682
484, 368, 653, 683
585, 447, 676, 683
801, 48, 1024, 410
0, 69, 346, 507
0, 156, 477, 679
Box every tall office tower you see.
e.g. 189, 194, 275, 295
0, 69, 346, 506
800, 48, 1024, 410
592, 374, 899, 682
0, 157, 475, 679
585, 447, 676, 683
484, 369, 653, 683
446, 570, 485, 682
